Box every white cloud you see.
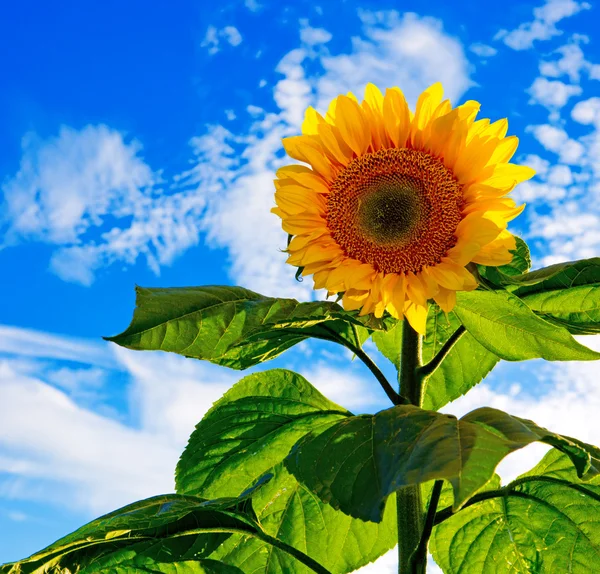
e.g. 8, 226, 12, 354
244, 0, 261, 11
1, 125, 153, 245
201, 25, 243, 55
526, 123, 586, 164
572, 96, 600, 127
539, 40, 595, 82
0, 360, 179, 514
316, 11, 474, 113
299, 20, 332, 46
527, 77, 582, 110
547, 164, 573, 185
469, 42, 497, 58
0, 324, 116, 369
495, 0, 591, 50
0, 325, 241, 514
0, 125, 210, 286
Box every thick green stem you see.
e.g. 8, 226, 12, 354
397, 320, 426, 574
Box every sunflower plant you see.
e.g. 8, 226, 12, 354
5, 83, 600, 574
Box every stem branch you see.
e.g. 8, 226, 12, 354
319, 325, 407, 405
411, 480, 443, 567
417, 326, 466, 380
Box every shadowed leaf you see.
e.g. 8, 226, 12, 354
286, 405, 600, 522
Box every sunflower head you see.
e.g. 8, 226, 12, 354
272, 83, 535, 334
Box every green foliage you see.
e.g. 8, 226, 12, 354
371, 320, 403, 369
0, 485, 266, 574
176, 369, 396, 573
507, 258, 600, 335
421, 306, 499, 410
106, 286, 385, 370
286, 405, 600, 522
513, 257, 600, 296
430, 449, 600, 574
454, 289, 600, 361
13, 237, 600, 574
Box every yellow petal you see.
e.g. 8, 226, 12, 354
483, 118, 509, 139
364, 83, 384, 112
335, 95, 370, 156
286, 242, 341, 266
302, 106, 321, 135
313, 269, 332, 290
386, 274, 407, 320
471, 230, 517, 266
410, 82, 444, 148
281, 213, 327, 235
276, 166, 330, 194
404, 302, 428, 335
427, 261, 477, 291
406, 271, 428, 308
488, 136, 519, 165
383, 87, 411, 148
453, 136, 501, 185
343, 289, 369, 311
274, 188, 326, 215
417, 268, 440, 299
433, 287, 457, 313
346, 262, 378, 290
479, 163, 536, 188
281, 136, 333, 181
317, 121, 354, 166
381, 273, 400, 306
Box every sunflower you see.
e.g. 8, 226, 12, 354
272, 83, 535, 334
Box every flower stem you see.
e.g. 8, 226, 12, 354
397, 319, 426, 574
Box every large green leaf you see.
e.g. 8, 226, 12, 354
286, 405, 600, 522
0, 487, 262, 574
176, 369, 396, 573
421, 307, 499, 411
513, 257, 600, 297
453, 289, 600, 361
430, 449, 600, 574
106, 286, 382, 370
371, 320, 403, 370
521, 284, 600, 334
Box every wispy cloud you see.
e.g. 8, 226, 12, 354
495, 0, 591, 50
469, 42, 497, 58
201, 25, 243, 55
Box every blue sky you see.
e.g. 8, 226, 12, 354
1, 0, 599, 571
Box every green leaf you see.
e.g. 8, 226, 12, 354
453, 289, 600, 361
513, 257, 600, 297
430, 450, 600, 574
208, 465, 397, 574
106, 286, 382, 370
477, 236, 532, 285
521, 284, 600, 335
371, 320, 402, 369
421, 306, 499, 411
1, 492, 258, 574
285, 404, 600, 522
176, 369, 396, 573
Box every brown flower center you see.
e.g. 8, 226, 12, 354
326, 148, 463, 274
